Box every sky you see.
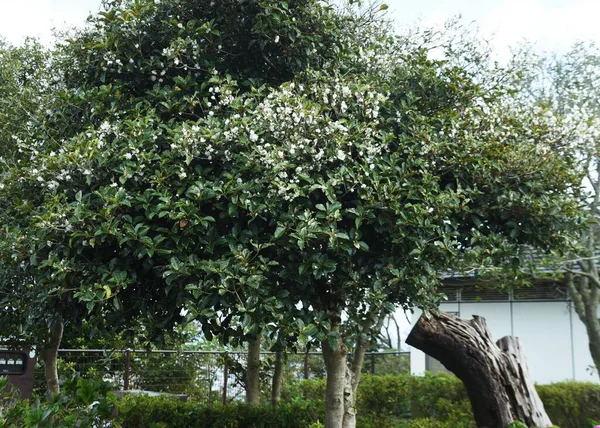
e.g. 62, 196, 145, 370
2, 0, 600, 61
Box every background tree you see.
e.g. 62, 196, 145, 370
510, 41, 600, 379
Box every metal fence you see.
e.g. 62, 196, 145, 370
34, 349, 409, 403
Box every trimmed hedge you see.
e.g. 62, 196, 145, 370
117, 395, 323, 428
283, 373, 600, 428
3, 374, 600, 427
117, 374, 600, 427
537, 381, 600, 428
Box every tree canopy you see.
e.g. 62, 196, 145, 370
0, 0, 585, 423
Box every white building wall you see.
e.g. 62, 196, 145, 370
571, 305, 600, 382
407, 301, 600, 384
512, 302, 573, 384
459, 303, 512, 339
408, 308, 426, 375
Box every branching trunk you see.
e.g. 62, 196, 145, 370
271, 350, 283, 407
245, 335, 261, 405
406, 311, 552, 428
323, 312, 385, 428
42, 317, 64, 397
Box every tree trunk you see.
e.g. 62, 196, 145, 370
566, 271, 600, 380
245, 335, 261, 404
341, 342, 367, 428
322, 335, 348, 428
583, 301, 600, 378
406, 311, 552, 428
271, 350, 283, 407
42, 317, 64, 397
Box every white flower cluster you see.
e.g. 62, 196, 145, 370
244, 76, 388, 201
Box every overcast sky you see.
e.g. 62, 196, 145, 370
2, 0, 600, 60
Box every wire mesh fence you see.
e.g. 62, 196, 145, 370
33, 349, 409, 403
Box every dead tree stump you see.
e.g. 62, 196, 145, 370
406, 311, 552, 428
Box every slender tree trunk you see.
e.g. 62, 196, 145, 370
42, 317, 64, 397
407, 311, 552, 428
322, 332, 348, 428
567, 270, 600, 380
245, 335, 261, 404
583, 300, 600, 377
271, 350, 283, 407
340, 342, 367, 428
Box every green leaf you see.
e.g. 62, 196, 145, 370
299, 264, 308, 276
274, 226, 286, 240
327, 334, 339, 352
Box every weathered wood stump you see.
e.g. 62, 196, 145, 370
406, 311, 552, 428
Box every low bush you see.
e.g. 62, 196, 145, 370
537, 381, 600, 428
0, 376, 117, 428
3, 373, 600, 427
117, 395, 323, 428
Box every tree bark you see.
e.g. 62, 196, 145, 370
271, 350, 283, 407
406, 311, 553, 428
42, 317, 64, 397
340, 341, 367, 428
567, 270, 600, 380
245, 335, 261, 404
322, 334, 348, 428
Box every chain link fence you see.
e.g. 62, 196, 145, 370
34, 349, 409, 403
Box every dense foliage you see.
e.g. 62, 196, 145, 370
0, 0, 586, 423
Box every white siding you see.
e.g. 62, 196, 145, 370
459, 303, 512, 339
512, 302, 573, 384
408, 301, 600, 384
571, 305, 600, 382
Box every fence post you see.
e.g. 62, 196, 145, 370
222, 363, 228, 405
124, 349, 131, 391
370, 353, 375, 374
303, 352, 309, 380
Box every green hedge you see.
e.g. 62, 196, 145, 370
283, 373, 600, 428
3, 374, 600, 427
114, 376, 600, 428
117, 395, 323, 428
537, 381, 600, 428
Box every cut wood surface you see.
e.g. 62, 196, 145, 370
406, 311, 552, 428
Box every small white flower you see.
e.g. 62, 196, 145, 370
274, 35, 280, 43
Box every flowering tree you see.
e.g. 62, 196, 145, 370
0, 1, 583, 425
0, 0, 351, 397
